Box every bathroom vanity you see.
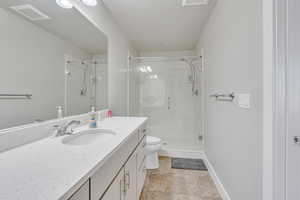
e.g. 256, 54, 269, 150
0, 117, 147, 200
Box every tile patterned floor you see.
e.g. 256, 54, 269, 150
140, 157, 222, 200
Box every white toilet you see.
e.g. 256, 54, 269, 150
145, 136, 162, 169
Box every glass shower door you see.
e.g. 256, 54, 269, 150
138, 59, 202, 152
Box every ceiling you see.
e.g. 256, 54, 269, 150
0, 0, 107, 54
104, 0, 216, 51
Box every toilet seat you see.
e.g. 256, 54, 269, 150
146, 136, 162, 145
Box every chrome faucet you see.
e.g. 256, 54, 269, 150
54, 120, 81, 136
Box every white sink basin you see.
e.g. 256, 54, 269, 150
62, 129, 116, 146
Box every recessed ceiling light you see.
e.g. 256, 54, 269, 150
150, 74, 158, 79
56, 0, 73, 9
82, 0, 98, 6
139, 67, 147, 73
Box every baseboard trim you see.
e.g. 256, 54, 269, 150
203, 154, 231, 200
159, 148, 205, 159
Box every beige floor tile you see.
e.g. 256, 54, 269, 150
140, 157, 222, 200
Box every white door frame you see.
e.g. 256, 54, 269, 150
266, 0, 288, 199
262, 0, 275, 199
262, 0, 288, 199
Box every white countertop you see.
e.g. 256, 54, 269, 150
0, 117, 147, 200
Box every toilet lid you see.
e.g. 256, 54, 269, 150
146, 136, 162, 145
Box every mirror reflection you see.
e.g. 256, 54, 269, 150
0, 0, 108, 130
65, 56, 107, 116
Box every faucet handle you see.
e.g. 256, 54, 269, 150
53, 124, 63, 136
66, 120, 81, 126
64, 120, 81, 135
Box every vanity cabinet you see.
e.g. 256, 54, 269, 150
124, 153, 137, 200
101, 168, 125, 200
68, 181, 89, 200
101, 152, 139, 200
136, 137, 147, 199
88, 123, 147, 200
90, 131, 138, 200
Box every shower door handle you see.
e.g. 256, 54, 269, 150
168, 97, 171, 110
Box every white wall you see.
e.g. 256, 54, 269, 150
0, 8, 90, 130
71, 0, 136, 116
196, 1, 262, 200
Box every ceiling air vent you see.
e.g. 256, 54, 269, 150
182, 0, 209, 6
10, 4, 51, 21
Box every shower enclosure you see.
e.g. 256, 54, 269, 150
131, 55, 204, 153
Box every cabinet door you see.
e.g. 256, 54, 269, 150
137, 159, 146, 199
69, 181, 89, 200
91, 132, 139, 200
136, 137, 146, 170
136, 137, 146, 199
124, 153, 137, 200
101, 168, 125, 200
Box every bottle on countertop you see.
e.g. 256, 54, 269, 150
89, 106, 97, 128
57, 106, 63, 119
98, 110, 106, 121
107, 110, 113, 118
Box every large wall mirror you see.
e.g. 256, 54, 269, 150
0, 0, 108, 130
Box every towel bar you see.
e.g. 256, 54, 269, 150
0, 94, 32, 99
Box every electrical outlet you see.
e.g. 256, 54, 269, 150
236, 93, 251, 109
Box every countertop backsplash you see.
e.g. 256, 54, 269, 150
0, 109, 109, 153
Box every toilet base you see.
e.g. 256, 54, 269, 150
145, 151, 159, 169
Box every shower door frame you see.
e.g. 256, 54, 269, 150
132, 55, 205, 152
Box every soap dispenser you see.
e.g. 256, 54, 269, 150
89, 106, 97, 128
